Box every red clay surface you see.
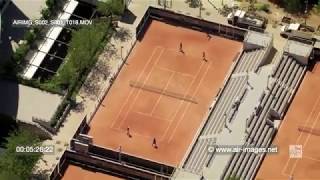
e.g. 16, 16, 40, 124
62, 164, 123, 180
257, 61, 320, 179
88, 20, 242, 166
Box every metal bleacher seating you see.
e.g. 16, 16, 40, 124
221, 55, 307, 180
182, 48, 267, 175
234, 49, 266, 74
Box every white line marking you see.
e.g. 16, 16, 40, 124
289, 109, 320, 175
168, 61, 212, 142
110, 46, 162, 128
116, 48, 165, 129
150, 71, 175, 115
160, 60, 207, 141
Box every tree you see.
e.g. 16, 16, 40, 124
282, 0, 302, 13
249, 0, 257, 12
12, 43, 30, 64
0, 171, 20, 180
24, 30, 36, 44
110, 0, 125, 15
0, 114, 18, 145
316, 0, 320, 12
45, 0, 55, 10
97, 0, 125, 16
185, 0, 201, 8
97, 1, 112, 16
268, 0, 311, 13
0, 129, 41, 180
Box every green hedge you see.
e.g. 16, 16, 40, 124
53, 20, 111, 91
18, 77, 64, 95
50, 98, 70, 127
48, 20, 112, 127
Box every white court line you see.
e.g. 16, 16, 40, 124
289, 107, 320, 175
160, 60, 207, 141
110, 46, 162, 128
157, 66, 194, 77
168, 61, 212, 142
304, 155, 320, 162
135, 111, 172, 122
150, 71, 175, 116
281, 93, 320, 175
116, 48, 165, 129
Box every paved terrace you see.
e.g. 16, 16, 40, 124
0, 80, 62, 125
34, 0, 232, 177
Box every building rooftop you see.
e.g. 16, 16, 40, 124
244, 31, 272, 48
284, 40, 313, 58
0, 80, 63, 124
314, 35, 320, 49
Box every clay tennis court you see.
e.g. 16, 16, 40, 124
257, 60, 320, 179
88, 19, 242, 166
62, 164, 124, 180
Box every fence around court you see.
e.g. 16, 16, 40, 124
50, 148, 172, 180
49, 151, 68, 180
68, 111, 175, 178
136, 6, 247, 42
51, 116, 175, 180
